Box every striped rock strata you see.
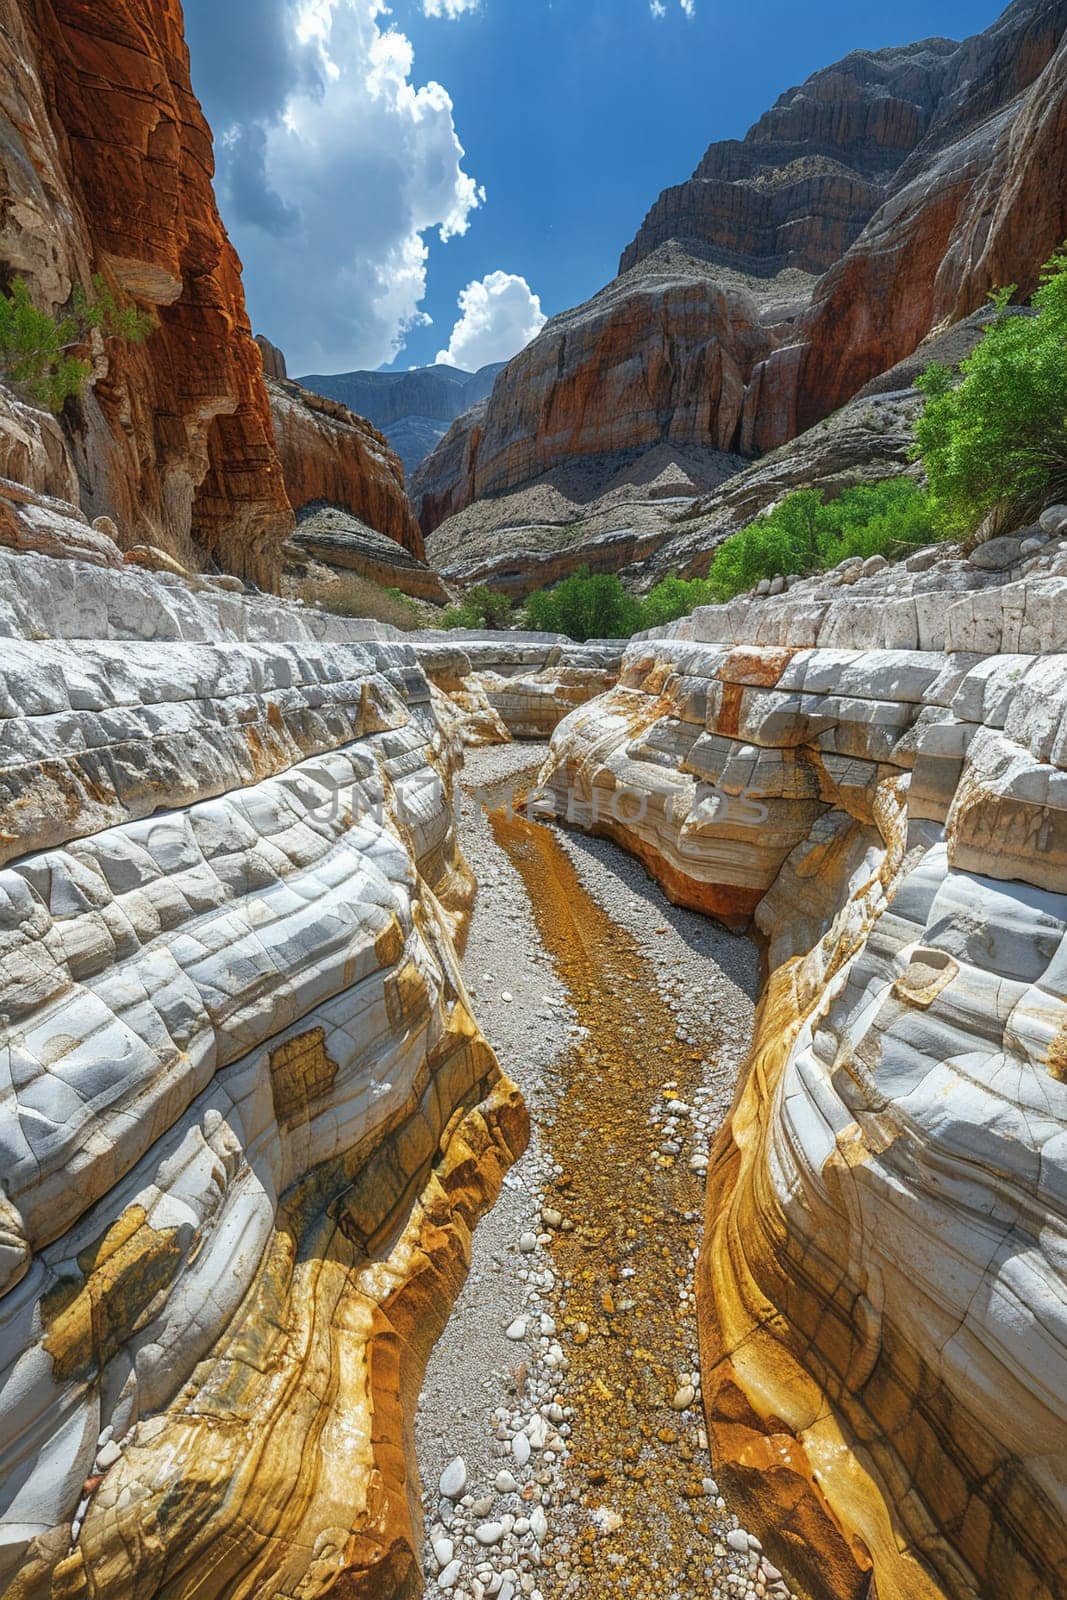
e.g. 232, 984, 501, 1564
540, 560, 1067, 1600
419, 638, 624, 743
0, 591, 528, 1598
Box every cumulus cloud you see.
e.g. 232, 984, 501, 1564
650, 0, 696, 14
435, 271, 546, 370
649, 1, 666, 14
183, 0, 484, 372
422, 0, 480, 15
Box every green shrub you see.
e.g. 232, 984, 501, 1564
301, 574, 422, 630
913, 249, 1067, 535
640, 574, 716, 629
0, 275, 154, 411
706, 479, 938, 602
525, 570, 644, 641
441, 585, 515, 630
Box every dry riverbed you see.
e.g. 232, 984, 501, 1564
416, 744, 796, 1600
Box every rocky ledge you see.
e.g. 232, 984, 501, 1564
0, 525, 634, 1599
539, 543, 1067, 1599
0, 560, 546, 1599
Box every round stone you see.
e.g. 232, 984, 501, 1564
439, 1457, 467, 1500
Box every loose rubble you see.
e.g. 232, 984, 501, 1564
416, 745, 795, 1600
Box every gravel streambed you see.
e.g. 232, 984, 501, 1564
415, 744, 797, 1600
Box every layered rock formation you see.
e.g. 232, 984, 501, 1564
425, 440, 745, 599
780, 0, 1067, 445
618, 36, 960, 278
0, 550, 531, 1599
290, 508, 448, 605
0, 0, 293, 586
416, 0, 1067, 555
267, 379, 426, 560
301, 363, 504, 479
256, 335, 288, 382
539, 545, 1067, 1600
413, 247, 797, 535
420, 638, 624, 741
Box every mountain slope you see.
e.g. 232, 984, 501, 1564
413, 0, 1067, 570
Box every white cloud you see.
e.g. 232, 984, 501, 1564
649, 1, 666, 14
196, 0, 484, 372
680, 0, 696, 14
422, 0, 480, 15
435, 271, 546, 370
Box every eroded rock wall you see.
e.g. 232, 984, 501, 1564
413, 251, 774, 535
0, 0, 292, 585
415, 0, 1067, 537
540, 564, 1067, 1600
0, 594, 528, 1598
419, 638, 624, 743
268, 379, 426, 559
783, 0, 1067, 443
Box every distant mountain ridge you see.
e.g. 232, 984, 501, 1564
298, 362, 505, 478
413, 0, 1067, 540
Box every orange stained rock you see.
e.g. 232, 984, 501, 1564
21, 1030, 527, 1600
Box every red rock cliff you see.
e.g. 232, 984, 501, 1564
415, 0, 1067, 536
779, 0, 1067, 446
0, 0, 292, 587
268, 376, 426, 560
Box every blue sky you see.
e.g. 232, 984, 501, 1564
183, 0, 1004, 377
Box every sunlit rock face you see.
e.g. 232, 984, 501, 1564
0, 0, 293, 586
0, 592, 528, 1599
419, 638, 625, 744
267, 378, 427, 559
541, 566, 1067, 1600
415, 2, 1067, 541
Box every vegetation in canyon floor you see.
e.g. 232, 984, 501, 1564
455, 572, 717, 641
441, 585, 517, 630
705, 478, 938, 602
914, 248, 1067, 535
300, 573, 425, 629
0, 275, 154, 411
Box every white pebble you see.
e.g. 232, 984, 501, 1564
439, 1457, 467, 1499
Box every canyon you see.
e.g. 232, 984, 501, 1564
414, 0, 1067, 593
299, 362, 506, 481
2, 485, 1064, 1600
0, 2, 1064, 1599
0, 2, 420, 595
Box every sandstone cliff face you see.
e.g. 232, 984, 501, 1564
256, 335, 288, 382
413, 247, 785, 533
416, 0, 1067, 542
0, 567, 529, 1599
618, 36, 961, 279
268, 378, 426, 559
783, 0, 1067, 443
539, 551, 1067, 1600
300, 363, 505, 480
0, 0, 292, 586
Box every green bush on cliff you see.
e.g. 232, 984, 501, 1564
525, 570, 644, 641
914, 248, 1067, 535
705, 478, 937, 602
0, 275, 154, 412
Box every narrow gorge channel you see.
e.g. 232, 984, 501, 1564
415, 747, 788, 1600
